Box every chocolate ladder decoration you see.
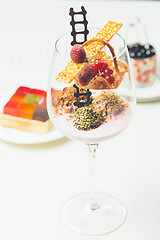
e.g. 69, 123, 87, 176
70, 8, 91, 107
69, 6, 89, 46
73, 84, 92, 107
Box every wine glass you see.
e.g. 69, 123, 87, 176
47, 28, 136, 235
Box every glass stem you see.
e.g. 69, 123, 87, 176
86, 143, 100, 210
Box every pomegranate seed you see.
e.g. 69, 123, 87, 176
105, 75, 114, 85
94, 58, 106, 71
103, 68, 113, 78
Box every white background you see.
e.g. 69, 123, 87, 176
0, 1, 160, 240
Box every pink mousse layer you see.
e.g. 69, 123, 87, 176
53, 110, 131, 143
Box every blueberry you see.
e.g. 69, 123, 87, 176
149, 44, 154, 50
144, 44, 150, 50
147, 44, 156, 57
137, 52, 142, 58
139, 48, 146, 59
150, 48, 156, 56
132, 47, 138, 54
134, 43, 143, 52
134, 43, 142, 49
128, 42, 156, 59
140, 48, 145, 54
130, 52, 136, 58
146, 50, 151, 56
127, 45, 132, 51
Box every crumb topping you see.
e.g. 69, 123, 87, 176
54, 85, 92, 114
92, 91, 129, 118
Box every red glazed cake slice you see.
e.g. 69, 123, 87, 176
0, 86, 52, 133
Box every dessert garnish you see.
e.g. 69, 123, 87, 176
92, 91, 129, 118
93, 58, 109, 75
73, 84, 92, 107
73, 38, 119, 87
54, 85, 92, 114
82, 38, 119, 73
73, 38, 128, 89
87, 76, 111, 90
127, 42, 156, 86
93, 58, 114, 84
77, 65, 94, 85
73, 106, 104, 131
70, 44, 86, 63
55, 21, 123, 84
69, 6, 89, 46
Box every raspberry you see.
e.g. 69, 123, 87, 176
70, 44, 86, 63
78, 66, 94, 86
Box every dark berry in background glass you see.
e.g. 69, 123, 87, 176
144, 44, 150, 50
133, 43, 142, 53
127, 43, 156, 59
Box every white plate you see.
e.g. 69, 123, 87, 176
0, 125, 64, 144
119, 71, 160, 103
135, 73, 160, 102
0, 91, 64, 144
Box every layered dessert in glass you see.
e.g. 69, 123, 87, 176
49, 22, 133, 143
47, 19, 136, 235
128, 43, 156, 87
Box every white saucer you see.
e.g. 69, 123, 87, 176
135, 73, 160, 103
120, 71, 160, 103
0, 125, 64, 144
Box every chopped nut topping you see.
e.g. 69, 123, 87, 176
92, 91, 129, 118
54, 85, 92, 114
73, 106, 104, 131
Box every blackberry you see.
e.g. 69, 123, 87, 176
78, 65, 94, 86
134, 43, 142, 49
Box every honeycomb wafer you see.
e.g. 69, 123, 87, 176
87, 76, 111, 90
55, 21, 122, 84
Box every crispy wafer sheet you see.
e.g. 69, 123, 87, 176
55, 21, 122, 84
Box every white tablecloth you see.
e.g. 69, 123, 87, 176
0, 1, 160, 240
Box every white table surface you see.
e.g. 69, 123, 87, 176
0, 1, 160, 240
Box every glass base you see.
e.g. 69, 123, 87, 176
62, 192, 127, 236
